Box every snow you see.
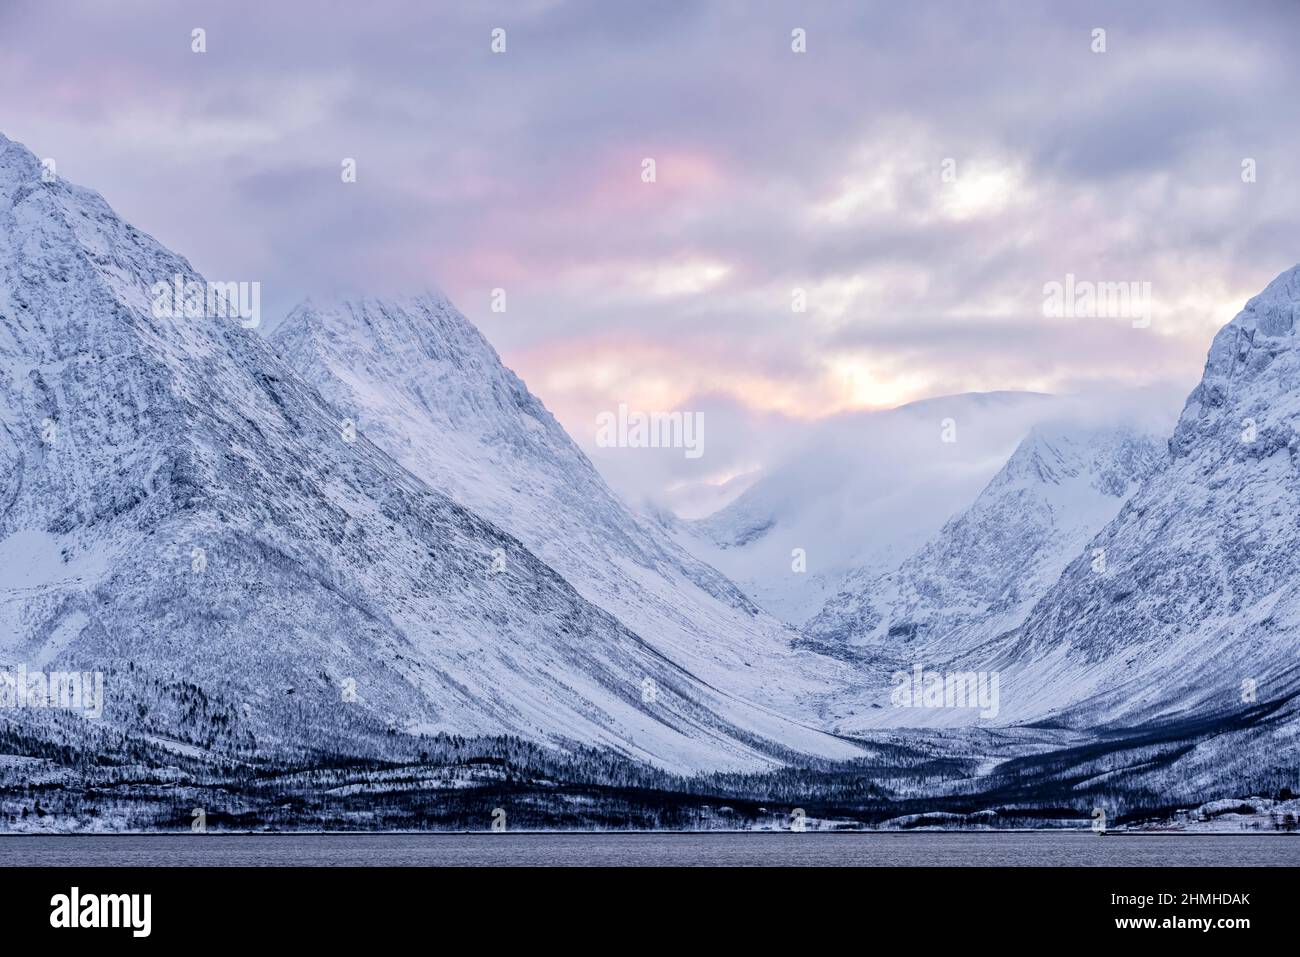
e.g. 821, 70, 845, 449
809, 421, 1167, 665
269, 294, 865, 753
0, 528, 109, 589
671, 390, 1177, 627
1, 126, 1296, 808
0, 133, 856, 775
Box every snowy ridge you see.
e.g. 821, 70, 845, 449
270, 295, 858, 722
808, 422, 1166, 666
979, 264, 1300, 734
0, 132, 859, 773
677, 391, 1062, 625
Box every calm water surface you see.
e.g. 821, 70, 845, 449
2, 832, 1296, 866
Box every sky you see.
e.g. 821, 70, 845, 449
2, 0, 1298, 511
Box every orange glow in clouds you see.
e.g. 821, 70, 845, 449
505, 335, 947, 431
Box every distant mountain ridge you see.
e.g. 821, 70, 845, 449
807, 422, 1166, 664
674, 391, 1063, 625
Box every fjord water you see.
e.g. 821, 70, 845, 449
5, 833, 1297, 867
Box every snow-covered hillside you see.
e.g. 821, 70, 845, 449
674, 392, 1063, 626
0, 132, 859, 773
808, 422, 1167, 663
269, 295, 858, 722
982, 264, 1300, 734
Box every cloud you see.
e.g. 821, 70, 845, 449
2, 0, 1297, 508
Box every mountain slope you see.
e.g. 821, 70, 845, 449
985, 265, 1300, 731
675, 392, 1061, 625
807, 422, 1166, 663
0, 132, 859, 773
269, 295, 856, 720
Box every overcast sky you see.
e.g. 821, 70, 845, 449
3, 0, 1298, 508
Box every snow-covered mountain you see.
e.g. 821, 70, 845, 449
4, 125, 1292, 814
983, 264, 1300, 732
821, 264, 1300, 779
673, 392, 1062, 625
807, 422, 1167, 663
0, 132, 859, 773
268, 295, 857, 722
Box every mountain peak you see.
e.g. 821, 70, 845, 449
1237, 261, 1300, 310
996, 421, 1164, 495
274, 292, 553, 440
807, 418, 1164, 671
0, 133, 100, 211
269, 287, 838, 720
0, 130, 30, 158
1172, 262, 1300, 459
994, 264, 1300, 732
1237, 262, 1300, 332
0, 132, 47, 195
281, 292, 485, 350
